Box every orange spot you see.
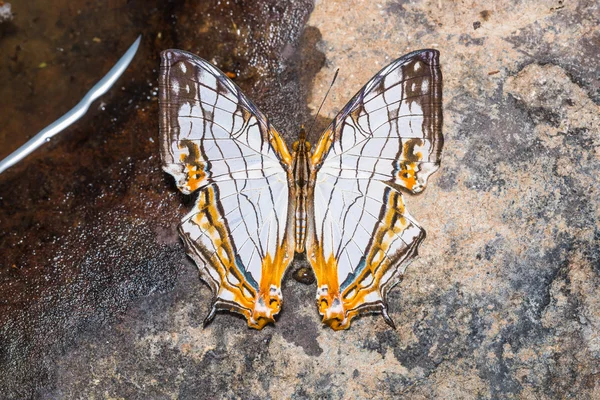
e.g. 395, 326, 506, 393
185, 163, 206, 191
310, 128, 334, 166
308, 249, 349, 329
246, 243, 294, 329
397, 162, 417, 190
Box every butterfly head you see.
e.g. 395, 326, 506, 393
292, 126, 311, 153
299, 125, 307, 141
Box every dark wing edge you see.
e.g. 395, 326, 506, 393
159, 49, 293, 194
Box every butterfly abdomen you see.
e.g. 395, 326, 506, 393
292, 131, 311, 254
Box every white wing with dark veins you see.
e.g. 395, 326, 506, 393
159, 50, 295, 329
307, 49, 443, 330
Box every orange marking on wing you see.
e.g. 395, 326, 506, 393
249, 242, 293, 329
175, 141, 210, 192
310, 127, 334, 167
184, 163, 207, 192
242, 106, 292, 167
308, 244, 348, 329
268, 127, 293, 166
193, 187, 276, 327
396, 138, 426, 190
396, 162, 418, 190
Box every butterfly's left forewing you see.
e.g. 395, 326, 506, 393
307, 50, 443, 330
159, 50, 295, 329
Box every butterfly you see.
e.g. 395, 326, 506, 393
159, 49, 443, 330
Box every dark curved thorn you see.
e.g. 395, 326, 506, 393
382, 308, 396, 329
203, 304, 217, 328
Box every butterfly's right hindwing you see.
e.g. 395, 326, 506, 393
159, 50, 295, 329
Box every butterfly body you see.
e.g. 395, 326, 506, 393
291, 128, 311, 254
159, 49, 443, 330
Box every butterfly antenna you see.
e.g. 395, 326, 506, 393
307, 68, 339, 137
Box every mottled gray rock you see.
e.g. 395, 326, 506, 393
1, 0, 599, 399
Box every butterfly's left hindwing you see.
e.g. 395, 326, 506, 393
159, 50, 295, 329
307, 50, 443, 330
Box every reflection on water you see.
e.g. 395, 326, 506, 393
0, 1, 140, 161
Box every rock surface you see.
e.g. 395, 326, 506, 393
0, 0, 599, 398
